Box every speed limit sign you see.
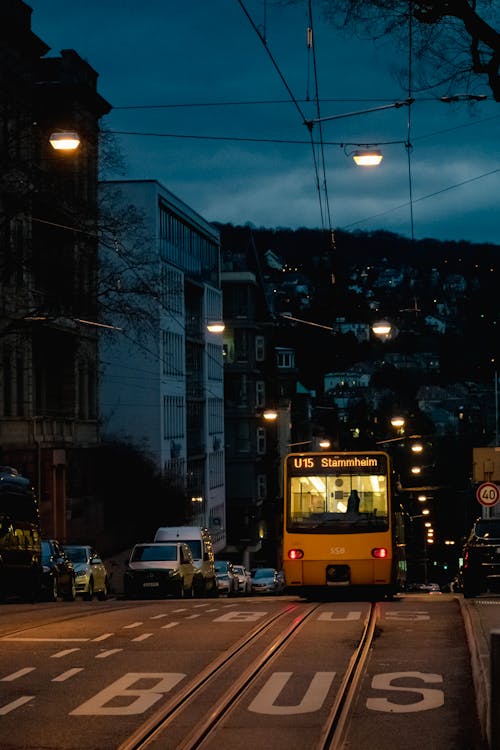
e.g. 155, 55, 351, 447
476, 482, 500, 507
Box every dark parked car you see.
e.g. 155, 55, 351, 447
41, 539, 76, 601
462, 518, 500, 598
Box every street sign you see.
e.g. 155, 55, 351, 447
476, 482, 500, 507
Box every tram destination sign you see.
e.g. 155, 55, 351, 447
286, 452, 388, 474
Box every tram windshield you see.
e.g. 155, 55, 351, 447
287, 471, 389, 533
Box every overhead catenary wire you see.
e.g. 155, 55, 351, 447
237, 0, 334, 243
406, 0, 415, 242
307, 0, 334, 247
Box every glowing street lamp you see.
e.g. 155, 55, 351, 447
352, 149, 383, 166
263, 408, 278, 421
49, 131, 81, 151
206, 321, 225, 333
372, 320, 392, 337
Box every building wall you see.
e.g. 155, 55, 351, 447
98, 180, 226, 550
0, 1, 110, 540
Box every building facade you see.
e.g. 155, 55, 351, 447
0, 0, 110, 539
99, 180, 226, 551
221, 253, 296, 568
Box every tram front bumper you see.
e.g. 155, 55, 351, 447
325, 564, 350, 585
285, 559, 392, 588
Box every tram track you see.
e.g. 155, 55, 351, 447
118, 601, 378, 750
0, 595, 486, 750
118, 602, 320, 750
318, 601, 378, 750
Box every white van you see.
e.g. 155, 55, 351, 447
153, 526, 218, 597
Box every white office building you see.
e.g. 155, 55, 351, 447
98, 180, 226, 550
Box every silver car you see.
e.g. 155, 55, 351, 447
250, 567, 283, 595
232, 564, 252, 594
214, 560, 239, 596
64, 545, 109, 601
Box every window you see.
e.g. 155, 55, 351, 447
255, 335, 265, 361
256, 380, 265, 408
276, 349, 295, 369
235, 329, 249, 363
257, 474, 267, 498
236, 422, 250, 454
257, 427, 266, 454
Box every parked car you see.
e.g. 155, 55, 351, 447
153, 526, 218, 597
232, 564, 252, 594
40, 539, 76, 602
123, 542, 203, 599
250, 567, 283, 595
408, 582, 441, 593
214, 560, 239, 596
64, 544, 109, 601
462, 518, 500, 598
276, 569, 286, 593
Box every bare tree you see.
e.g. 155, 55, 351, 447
286, 1, 500, 100
0, 124, 161, 342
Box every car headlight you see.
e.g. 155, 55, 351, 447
74, 571, 87, 580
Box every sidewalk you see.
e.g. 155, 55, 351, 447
460, 596, 500, 750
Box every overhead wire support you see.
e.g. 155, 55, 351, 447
304, 98, 415, 128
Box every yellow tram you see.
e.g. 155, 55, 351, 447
282, 451, 406, 599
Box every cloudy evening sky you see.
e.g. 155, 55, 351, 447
28, 0, 500, 244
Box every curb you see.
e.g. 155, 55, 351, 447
459, 596, 490, 748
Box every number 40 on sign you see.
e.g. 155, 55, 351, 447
476, 482, 500, 507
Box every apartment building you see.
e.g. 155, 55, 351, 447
0, 0, 110, 538
99, 180, 226, 551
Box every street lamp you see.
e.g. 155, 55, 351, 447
49, 131, 80, 151
206, 320, 225, 333
372, 320, 392, 337
352, 148, 383, 166
263, 408, 278, 421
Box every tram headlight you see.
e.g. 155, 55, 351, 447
371, 547, 388, 559
288, 548, 304, 560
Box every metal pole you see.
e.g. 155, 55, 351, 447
490, 629, 500, 749
495, 368, 498, 447
424, 536, 428, 584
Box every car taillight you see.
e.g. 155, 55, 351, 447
288, 548, 304, 560
372, 547, 388, 559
